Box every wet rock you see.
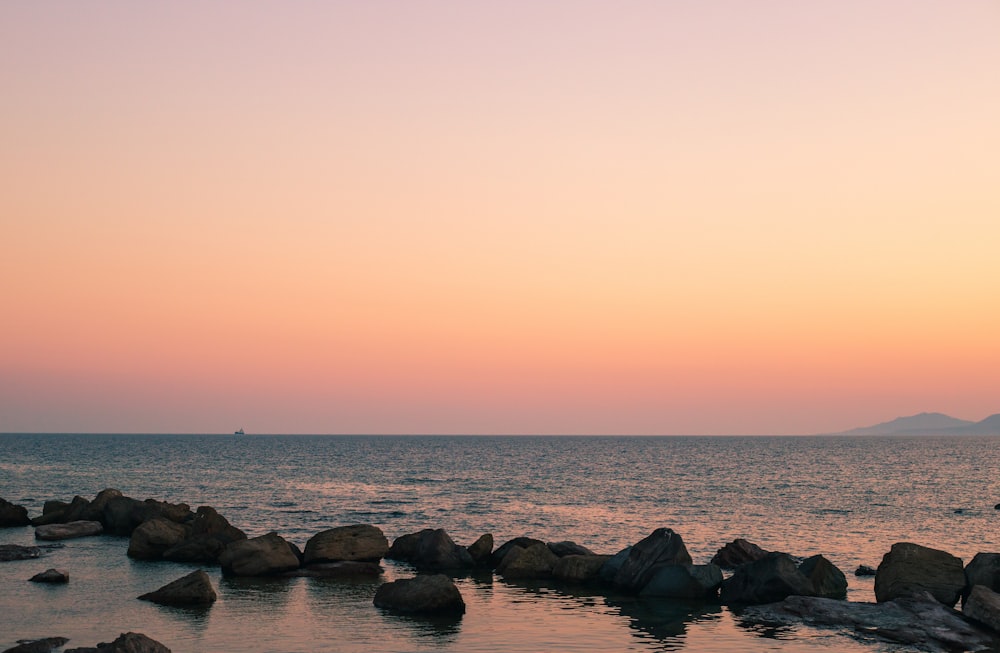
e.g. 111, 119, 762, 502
29, 568, 69, 583
965, 553, 1000, 597
553, 554, 612, 583
639, 563, 723, 599
219, 532, 300, 577
611, 528, 693, 593
285, 561, 383, 578
490, 537, 545, 568
0, 544, 42, 562
598, 546, 631, 583
138, 569, 217, 606
373, 573, 465, 615
855, 565, 876, 576
31, 496, 89, 526
127, 519, 191, 560
34, 520, 103, 541
799, 555, 847, 599
161, 507, 246, 563
64, 631, 171, 653
102, 497, 192, 537
1, 637, 69, 653
303, 524, 388, 564
964, 585, 1000, 633
386, 529, 473, 571
875, 542, 965, 606
497, 542, 559, 579
547, 541, 596, 557
710, 538, 770, 569
466, 533, 493, 566
720, 553, 815, 605
0, 497, 31, 527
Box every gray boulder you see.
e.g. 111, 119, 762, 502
64, 632, 171, 653
387, 529, 473, 571
1, 637, 69, 653
0, 497, 31, 527
799, 555, 848, 599
965, 553, 1000, 597
35, 520, 103, 541
0, 544, 42, 562
720, 553, 816, 605
219, 532, 300, 577
466, 533, 493, 566
964, 585, 1000, 633
303, 524, 388, 564
138, 570, 217, 606
497, 542, 559, 579
710, 538, 770, 569
611, 528, 693, 593
29, 568, 69, 583
640, 564, 723, 599
547, 541, 596, 557
553, 554, 612, 583
127, 519, 190, 560
875, 542, 965, 606
373, 574, 465, 615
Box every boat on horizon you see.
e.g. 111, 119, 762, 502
235, 428, 245, 435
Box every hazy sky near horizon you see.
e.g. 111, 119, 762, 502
2, 1, 998, 435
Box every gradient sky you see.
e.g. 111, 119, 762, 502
2, 1, 998, 435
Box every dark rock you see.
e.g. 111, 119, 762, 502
386, 529, 431, 561
639, 564, 723, 599
386, 529, 473, 571
127, 519, 191, 560
138, 569, 217, 606
303, 524, 388, 564
710, 538, 770, 569
547, 541, 596, 557
161, 506, 246, 563
553, 554, 612, 583
490, 537, 545, 568
598, 546, 631, 583
466, 533, 493, 566
497, 542, 560, 579
995, 503, 1000, 510
102, 497, 192, 537
875, 542, 965, 606
0, 497, 31, 527
611, 528, 693, 593
1, 637, 69, 653
64, 632, 171, 653
855, 565, 876, 576
34, 520, 103, 541
798, 555, 847, 599
0, 544, 42, 562
284, 561, 382, 578
964, 585, 1000, 633
31, 496, 88, 526
965, 553, 1000, 597
720, 553, 815, 605
58, 496, 92, 523
219, 532, 300, 577
29, 568, 69, 583
82, 489, 125, 522
373, 573, 465, 615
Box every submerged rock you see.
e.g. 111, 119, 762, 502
29, 568, 69, 584
373, 574, 465, 615
138, 569, 217, 606
0, 544, 42, 562
875, 542, 965, 606
219, 532, 300, 577
303, 524, 388, 564
34, 521, 103, 541
1, 637, 69, 653
0, 497, 31, 527
63, 632, 171, 653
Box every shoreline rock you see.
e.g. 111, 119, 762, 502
34, 521, 103, 541
373, 574, 465, 615
29, 568, 69, 584
0, 497, 31, 528
138, 569, 217, 606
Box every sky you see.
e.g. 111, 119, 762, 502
1, 1, 998, 435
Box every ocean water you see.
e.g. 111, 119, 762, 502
1, 434, 999, 652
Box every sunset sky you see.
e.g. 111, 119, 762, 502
2, 1, 998, 435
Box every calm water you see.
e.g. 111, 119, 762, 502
2, 434, 999, 652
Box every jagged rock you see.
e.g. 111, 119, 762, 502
34, 521, 103, 541
0, 544, 42, 562
29, 568, 69, 583
138, 570, 217, 606
1, 637, 69, 653
127, 519, 191, 560
966, 553, 1000, 597
497, 542, 559, 579
63, 631, 171, 652
285, 561, 382, 578
799, 555, 848, 599
161, 507, 246, 563
466, 533, 493, 566
102, 497, 192, 537
0, 497, 31, 527
386, 529, 473, 571
303, 524, 388, 564
611, 528, 693, 592
490, 537, 545, 568
219, 532, 300, 577
640, 564, 723, 599
875, 542, 965, 606
553, 554, 611, 583
373, 574, 465, 615
855, 565, 876, 576
720, 553, 815, 605
710, 538, 770, 569
547, 541, 596, 557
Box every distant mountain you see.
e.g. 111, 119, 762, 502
828, 412, 995, 436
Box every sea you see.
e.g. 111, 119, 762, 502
2, 434, 999, 653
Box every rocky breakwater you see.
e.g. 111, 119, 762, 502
128, 506, 246, 563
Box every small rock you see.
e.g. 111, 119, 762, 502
798, 555, 847, 599
1, 637, 69, 653
0, 544, 42, 562
854, 565, 876, 576
373, 574, 465, 615
138, 569, 217, 606
34, 520, 103, 541
29, 569, 69, 584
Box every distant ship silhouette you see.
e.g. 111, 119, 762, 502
235, 428, 245, 435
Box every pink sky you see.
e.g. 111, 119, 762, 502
2, 1, 999, 434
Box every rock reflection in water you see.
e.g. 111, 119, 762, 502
607, 595, 722, 649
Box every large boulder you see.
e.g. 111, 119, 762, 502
127, 519, 191, 560
720, 553, 816, 605
387, 529, 473, 571
640, 564, 723, 599
219, 532, 300, 577
161, 506, 246, 563
553, 554, 612, 583
138, 569, 217, 606
303, 524, 388, 564
0, 497, 31, 527
63, 632, 171, 653
611, 528, 693, 593
373, 574, 465, 615
101, 497, 192, 537
466, 533, 493, 566
497, 542, 560, 579
31, 497, 90, 526
710, 538, 770, 569
0, 544, 42, 562
798, 555, 848, 599
874, 542, 965, 606
490, 537, 545, 568
1, 637, 70, 653
35, 521, 103, 541
964, 585, 1000, 633
29, 568, 69, 584
966, 553, 1000, 597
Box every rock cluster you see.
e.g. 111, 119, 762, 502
0, 497, 31, 527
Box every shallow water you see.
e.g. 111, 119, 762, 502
2, 434, 999, 652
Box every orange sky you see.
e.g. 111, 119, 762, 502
2, 1, 999, 434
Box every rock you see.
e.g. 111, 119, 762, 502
303, 524, 388, 564
741, 591, 996, 652
965, 553, 1000, 596
373, 574, 465, 615
855, 565, 876, 576
720, 553, 816, 605
161, 507, 246, 563
285, 561, 382, 578
874, 542, 965, 606
799, 555, 847, 599
102, 497, 192, 537
497, 542, 559, 579
0, 544, 42, 562
82, 489, 125, 522
964, 585, 1000, 633
598, 547, 631, 583
64, 631, 171, 653
219, 532, 300, 577
138, 569, 217, 606
710, 538, 770, 569
31, 496, 88, 526
0, 497, 31, 527
553, 554, 612, 583
466, 533, 493, 566
995, 503, 1000, 510
29, 568, 69, 583
34, 520, 103, 541
127, 519, 191, 560
547, 541, 596, 557
640, 564, 723, 599
490, 537, 545, 568
387, 529, 473, 571
1, 637, 69, 653
611, 528, 693, 593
